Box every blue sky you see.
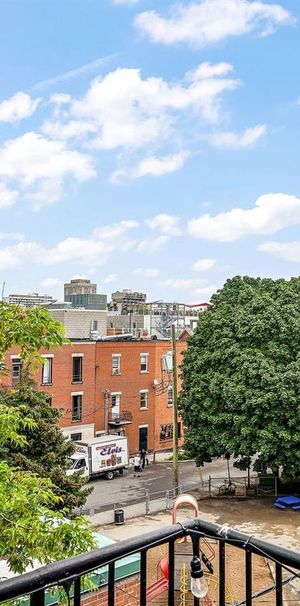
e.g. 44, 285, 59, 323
0, 0, 299, 303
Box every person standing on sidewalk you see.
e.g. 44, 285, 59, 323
140, 448, 147, 469
133, 453, 141, 477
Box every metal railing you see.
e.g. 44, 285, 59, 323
76, 475, 278, 518
0, 518, 299, 605
108, 410, 133, 423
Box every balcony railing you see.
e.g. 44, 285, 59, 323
108, 410, 133, 424
0, 518, 299, 605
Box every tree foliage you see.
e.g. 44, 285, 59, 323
0, 385, 92, 512
0, 302, 65, 372
179, 276, 300, 478
0, 303, 95, 573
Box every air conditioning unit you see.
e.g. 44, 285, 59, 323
90, 330, 99, 340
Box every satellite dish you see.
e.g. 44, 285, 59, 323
153, 378, 160, 386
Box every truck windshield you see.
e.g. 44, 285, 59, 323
69, 458, 86, 470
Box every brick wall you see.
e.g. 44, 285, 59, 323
82, 575, 140, 606
96, 340, 186, 453
3, 342, 100, 441
3, 339, 186, 453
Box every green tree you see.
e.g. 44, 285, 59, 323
0, 384, 92, 512
0, 302, 65, 372
0, 303, 95, 573
0, 404, 95, 574
179, 276, 300, 479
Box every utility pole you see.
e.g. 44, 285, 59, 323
104, 389, 110, 434
171, 323, 179, 492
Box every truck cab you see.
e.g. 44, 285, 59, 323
67, 453, 89, 477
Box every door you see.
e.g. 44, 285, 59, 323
139, 426, 148, 451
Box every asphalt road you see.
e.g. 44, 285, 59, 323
84, 458, 246, 512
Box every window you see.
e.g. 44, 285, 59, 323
91, 320, 98, 332
161, 352, 173, 373
12, 358, 21, 381
140, 353, 149, 373
140, 390, 148, 409
167, 386, 173, 407
72, 394, 82, 422
112, 354, 121, 375
70, 433, 82, 441
72, 356, 82, 383
111, 393, 121, 419
42, 357, 52, 384
160, 422, 182, 441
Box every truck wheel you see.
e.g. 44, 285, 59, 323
105, 470, 114, 481
119, 468, 124, 476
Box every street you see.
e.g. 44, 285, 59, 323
84, 457, 247, 512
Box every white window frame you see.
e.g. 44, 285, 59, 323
72, 355, 83, 383
41, 356, 53, 385
167, 385, 173, 407
71, 392, 83, 423
140, 353, 149, 373
111, 392, 121, 418
112, 354, 121, 375
11, 356, 22, 380
140, 389, 148, 410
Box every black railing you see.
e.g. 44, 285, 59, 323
108, 410, 133, 424
0, 518, 299, 605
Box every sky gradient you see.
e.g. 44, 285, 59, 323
0, 0, 299, 303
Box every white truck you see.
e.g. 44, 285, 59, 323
66, 435, 129, 480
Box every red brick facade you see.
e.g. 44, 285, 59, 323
82, 575, 140, 606
2, 339, 186, 454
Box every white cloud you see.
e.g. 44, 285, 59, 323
0, 183, 18, 209
135, 0, 293, 47
93, 220, 139, 240
136, 235, 169, 253
0, 220, 138, 271
111, 151, 189, 182
40, 277, 62, 289
145, 214, 182, 236
188, 193, 300, 242
187, 62, 233, 80
258, 241, 300, 263
134, 268, 160, 278
42, 120, 95, 140
103, 273, 118, 283
0, 232, 24, 242
43, 64, 238, 154
0, 132, 95, 209
192, 258, 216, 271
0, 92, 40, 123
209, 124, 266, 149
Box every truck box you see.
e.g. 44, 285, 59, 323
66, 435, 129, 480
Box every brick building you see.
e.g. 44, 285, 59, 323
3, 338, 186, 454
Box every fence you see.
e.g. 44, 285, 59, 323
0, 517, 299, 605
74, 475, 278, 520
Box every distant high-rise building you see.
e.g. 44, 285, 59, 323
64, 278, 107, 311
8, 293, 56, 307
109, 289, 147, 314
64, 278, 97, 297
